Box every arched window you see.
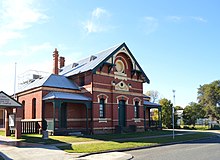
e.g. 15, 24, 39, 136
99, 98, 105, 118
32, 98, 36, 119
22, 100, 25, 119
134, 101, 139, 118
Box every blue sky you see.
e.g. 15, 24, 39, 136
0, 0, 220, 107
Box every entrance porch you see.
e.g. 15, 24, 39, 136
144, 100, 162, 130
43, 92, 92, 135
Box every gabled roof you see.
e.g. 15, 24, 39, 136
17, 74, 79, 93
59, 43, 121, 77
59, 43, 150, 83
0, 91, 22, 108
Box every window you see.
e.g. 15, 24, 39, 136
134, 101, 139, 118
79, 75, 85, 86
32, 98, 36, 119
22, 101, 25, 119
99, 98, 105, 118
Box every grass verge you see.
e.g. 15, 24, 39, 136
0, 129, 215, 153
62, 132, 214, 153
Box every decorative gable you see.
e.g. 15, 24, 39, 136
115, 81, 129, 91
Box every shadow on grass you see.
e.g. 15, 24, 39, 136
68, 130, 219, 153
85, 130, 175, 141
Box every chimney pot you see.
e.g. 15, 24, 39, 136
59, 56, 65, 69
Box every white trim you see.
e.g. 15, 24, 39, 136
133, 97, 142, 105
98, 118, 108, 123
133, 118, 141, 123
97, 94, 108, 103
116, 95, 129, 104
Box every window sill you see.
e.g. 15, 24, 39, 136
133, 118, 141, 123
99, 118, 107, 123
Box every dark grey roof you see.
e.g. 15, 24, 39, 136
59, 43, 150, 83
17, 74, 79, 93
0, 91, 22, 108
144, 100, 161, 107
59, 43, 121, 77
43, 91, 91, 101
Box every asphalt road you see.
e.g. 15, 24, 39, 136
126, 136, 220, 160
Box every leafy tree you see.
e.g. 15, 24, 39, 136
146, 90, 160, 103
151, 109, 159, 121
175, 106, 183, 110
197, 80, 220, 121
159, 98, 173, 128
182, 102, 205, 126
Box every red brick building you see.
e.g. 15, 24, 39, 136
15, 43, 161, 135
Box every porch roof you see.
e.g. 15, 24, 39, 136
43, 92, 91, 101
144, 100, 161, 108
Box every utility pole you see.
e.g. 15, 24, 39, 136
14, 62, 17, 99
172, 90, 175, 139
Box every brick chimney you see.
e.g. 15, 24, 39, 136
53, 48, 59, 74
59, 56, 65, 69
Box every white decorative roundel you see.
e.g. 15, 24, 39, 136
115, 60, 125, 73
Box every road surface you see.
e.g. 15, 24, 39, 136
126, 136, 220, 160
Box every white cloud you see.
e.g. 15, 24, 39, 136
92, 8, 108, 18
83, 7, 111, 34
0, 42, 53, 57
142, 16, 159, 35
0, 0, 48, 47
191, 16, 207, 23
167, 16, 182, 22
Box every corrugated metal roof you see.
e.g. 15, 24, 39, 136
59, 43, 150, 83
43, 91, 91, 101
17, 74, 79, 93
59, 43, 122, 77
144, 100, 161, 107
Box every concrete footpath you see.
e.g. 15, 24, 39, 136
0, 136, 132, 160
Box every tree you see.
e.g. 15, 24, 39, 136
151, 109, 159, 121
182, 102, 205, 126
146, 90, 160, 103
175, 106, 183, 110
197, 80, 220, 121
159, 98, 173, 128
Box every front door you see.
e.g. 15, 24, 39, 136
118, 100, 126, 127
60, 103, 67, 128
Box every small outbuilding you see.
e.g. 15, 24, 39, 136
0, 91, 22, 138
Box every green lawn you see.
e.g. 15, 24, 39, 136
181, 125, 210, 130
20, 130, 174, 144
0, 130, 5, 136
0, 129, 215, 153
20, 134, 95, 144
68, 132, 214, 153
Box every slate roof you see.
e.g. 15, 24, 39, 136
17, 74, 79, 93
59, 43, 121, 77
144, 100, 161, 107
59, 43, 150, 83
43, 91, 91, 101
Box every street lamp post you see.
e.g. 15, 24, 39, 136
172, 90, 175, 139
